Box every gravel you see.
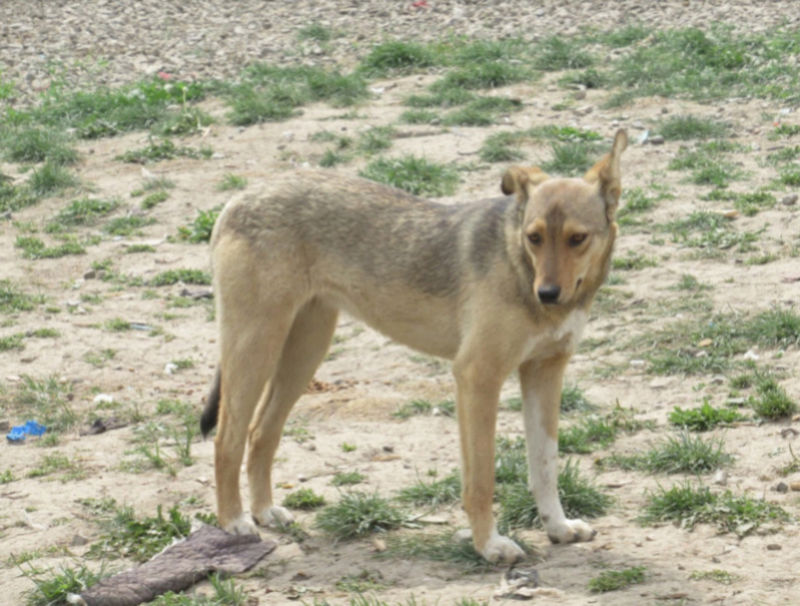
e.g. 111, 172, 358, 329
1, 0, 799, 106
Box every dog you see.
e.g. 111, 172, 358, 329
201, 130, 627, 563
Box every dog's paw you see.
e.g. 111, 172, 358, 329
223, 512, 260, 536
480, 533, 526, 564
546, 518, 596, 544
253, 505, 294, 528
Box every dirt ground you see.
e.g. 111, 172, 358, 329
2, 3, 800, 606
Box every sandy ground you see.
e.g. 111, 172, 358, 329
2, 3, 800, 605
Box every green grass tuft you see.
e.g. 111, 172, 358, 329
283, 487, 326, 510
359, 156, 458, 197
315, 492, 406, 540
669, 400, 745, 431
588, 566, 646, 593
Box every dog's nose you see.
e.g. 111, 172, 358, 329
538, 285, 561, 304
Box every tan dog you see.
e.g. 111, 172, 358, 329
201, 130, 628, 563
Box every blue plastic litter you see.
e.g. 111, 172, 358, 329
6, 420, 47, 443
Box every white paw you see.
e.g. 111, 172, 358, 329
254, 505, 294, 528
480, 532, 526, 564
546, 518, 596, 544
223, 512, 259, 536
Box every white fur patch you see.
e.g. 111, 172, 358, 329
522, 309, 587, 362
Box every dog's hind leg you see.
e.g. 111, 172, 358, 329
246, 297, 338, 528
519, 355, 596, 544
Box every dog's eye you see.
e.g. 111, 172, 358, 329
568, 233, 588, 247
527, 232, 542, 246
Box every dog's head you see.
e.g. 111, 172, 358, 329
501, 130, 627, 308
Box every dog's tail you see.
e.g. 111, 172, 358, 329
200, 367, 221, 437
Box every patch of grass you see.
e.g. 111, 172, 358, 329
441, 96, 522, 127
283, 488, 326, 510
141, 190, 169, 209
28, 161, 78, 196
0, 469, 13, 484
405, 87, 476, 109
217, 173, 247, 191
498, 460, 611, 531
690, 569, 741, 585
177, 205, 222, 243
588, 566, 646, 593
357, 126, 395, 155
658, 115, 729, 140
640, 482, 790, 536
778, 165, 800, 186
479, 132, 527, 163
559, 416, 618, 454
359, 156, 458, 197
315, 492, 406, 540
150, 269, 212, 287
750, 375, 797, 420
227, 64, 368, 126
11, 374, 77, 433
393, 398, 454, 419
21, 563, 104, 606
398, 109, 439, 125
49, 197, 118, 229
668, 142, 742, 187
0, 126, 78, 165
87, 503, 192, 562
0, 280, 44, 313
15, 235, 87, 259
705, 190, 777, 217
152, 106, 214, 137
396, 470, 461, 507
0, 333, 25, 351
0, 178, 39, 213
542, 140, 602, 176
609, 431, 732, 474
612, 251, 658, 271
103, 214, 154, 236
607, 26, 800, 104
117, 137, 212, 163
534, 35, 594, 71
149, 573, 248, 605
298, 22, 334, 43
131, 176, 176, 196
359, 40, 436, 76
669, 400, 745, 431
27, 452, 85, 481
331, 471, 365, 486
661, 210, 759, 256
382, 529, 500, 573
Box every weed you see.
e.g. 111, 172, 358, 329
441, 96, 522, 127
668, 143, 742, 187
661, 211, 759, 257
396, 470, 461, 507
588, 566, 646, 593
87, 503, 192, 562
357, 126, 395, 155
315, 492, 406, 540
751, 375, 797, 420
535, 36, 594, 71
560, 384, 597, 413
153, 106, 213, 137
359, 156, 458, 197
609, 430, 732, 474
612, 251, 657, 271
360, 40, 436, 76
399, 109, 439, 125
0, 469, 13, 483
177, 205, 222, 243
0, 280, 44, 313
104, 317, 132, 332
383, 529, 498, 573
117, 137, 212, 163
640, 482, 790, 535
141, 190, 169, 209
150, 269, 212, 286
12, 374, 77, 433
393, 399, 454, 419
0, 126, 78, 165
431, 61, 527, 91
690, 569, 741, 584
21, 563, 104, 606
49, 197, 118, 228
283, 488, 327, 510
298, 22, 334, 43
341, 442, 357, 452
28, 161, 77, 196
658, 115, 729, 140
216, 173, 247, 191
542, 140, 601, 176
27, 452, 85, 481
479, 132, 526, 163
669, 400, 745, 430
16, 235, 86, 259
331, 471, 365, 486
559, 416, 618, 454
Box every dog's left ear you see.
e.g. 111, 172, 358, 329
501, 165, 550, 203
584, 130, 627, 222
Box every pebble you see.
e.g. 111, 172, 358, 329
713, 470, 728, 486
781, 194, 798, 206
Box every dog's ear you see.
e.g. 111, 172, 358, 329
500, 166, 549, 201
584, 130, 627, 221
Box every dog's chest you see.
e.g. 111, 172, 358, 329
521, 309, 587, 361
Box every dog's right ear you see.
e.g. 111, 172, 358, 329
501, 166, 549, 202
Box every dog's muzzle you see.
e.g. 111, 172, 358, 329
537, 284, 561, 305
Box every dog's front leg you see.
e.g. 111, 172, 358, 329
453, 358, 524, 564
519, 355, 596, 543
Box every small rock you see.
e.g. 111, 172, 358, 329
164, 362, 178, 375
382, 445, 394, 453
766, 543, 782, 551
781, 194, 798, 206
790, 482, 800, 492
775, 481, 788, 493
71, 534, 89, 547
83, 269, 97, 280
648, 135, 665, 145
93, 393, 114, 405
713, 470, 728, 486
0, 420, 9, 431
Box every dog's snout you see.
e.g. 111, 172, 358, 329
537, 284, 561, 304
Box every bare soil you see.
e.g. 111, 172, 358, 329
1, 2, 800, 605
